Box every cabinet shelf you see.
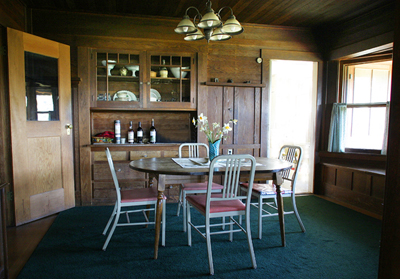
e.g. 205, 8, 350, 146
97, 75, 140, 81
203, 82, 266, 88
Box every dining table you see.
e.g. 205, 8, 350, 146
129, 156, 292, 259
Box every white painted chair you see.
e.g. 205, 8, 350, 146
186, 154, 257, 275
240, 145, 306, 239
102, 147, 166, 251
176, 143, 223, 232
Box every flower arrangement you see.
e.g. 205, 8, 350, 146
192, 113, 238, 143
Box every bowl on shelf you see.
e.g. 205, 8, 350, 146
170, 67, 189, 78
150, 71, 157, 78
101, 60, 117, 76
126, 65, 139, 77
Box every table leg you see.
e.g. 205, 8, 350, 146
274, 172, 286, 247
153, 174, 166, 259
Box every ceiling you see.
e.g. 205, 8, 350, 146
19, 0, 394, 29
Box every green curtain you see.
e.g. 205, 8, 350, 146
381, 102, 390, 155
328, 103, 347, 152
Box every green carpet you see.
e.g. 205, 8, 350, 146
18, 196, 381, 279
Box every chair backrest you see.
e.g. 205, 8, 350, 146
105, 147, 122, 203
278, 145, 302, 190
206, 154, 256, 210
179, 143, 209, 158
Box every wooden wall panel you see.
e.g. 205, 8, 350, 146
0, 0, 25, 31
91, 111, 193, 144
320, 164, 385, 218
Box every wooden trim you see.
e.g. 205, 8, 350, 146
318, 151, 387, 161
203, 82, 266, 88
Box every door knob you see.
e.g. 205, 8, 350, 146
65, 124, 73, 135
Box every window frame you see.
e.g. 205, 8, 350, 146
339, 54, 392, 154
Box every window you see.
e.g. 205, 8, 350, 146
341, 59, 392, 152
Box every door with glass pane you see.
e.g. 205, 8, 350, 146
7, 28, 74, 225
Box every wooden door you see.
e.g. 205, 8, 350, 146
200, 85, 264, 156
7, 28, 74, 225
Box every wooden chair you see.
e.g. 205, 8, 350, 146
186, 154, 257, 275
176, 143, 223, 232
240, 145, 306, 239
102, 147, 166, 251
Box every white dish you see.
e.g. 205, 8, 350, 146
113, 90, 137, 101
101, 60, 117, 76
126, 65, 139, 76
150, 89, 161, 102
101, 60, 116, 66
170, 67, 189, 78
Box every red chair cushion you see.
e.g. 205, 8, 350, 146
241, 182, 292, 195
186, 194, 246, 214
121, 187, 164, 203
182, 182, 224, 191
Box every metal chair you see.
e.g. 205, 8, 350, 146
240, 145, 306, 239
102, 147, 166, 251
176, 143, 223, 232
186, 154, 257, 275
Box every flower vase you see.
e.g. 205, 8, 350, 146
208, 139, 221, 161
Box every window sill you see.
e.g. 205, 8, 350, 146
318, 151, 387, 171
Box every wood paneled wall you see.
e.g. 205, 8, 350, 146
313, 1, 394, 219
0, 0, 25, 31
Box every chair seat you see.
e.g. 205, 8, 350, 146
121, 187, 164, 203
187, 194, 246, 214
182, 182, 224, 191
241, 182, 292, 195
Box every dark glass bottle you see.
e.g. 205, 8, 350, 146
150, 119, 156, 144
128, 121, 134, 144
137, 121, 143, 143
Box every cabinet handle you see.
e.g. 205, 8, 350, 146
140, 82, 143, 85
117, 168, 122, 172
147, 82, 151, 85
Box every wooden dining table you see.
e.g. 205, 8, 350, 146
129, 156, 292, 259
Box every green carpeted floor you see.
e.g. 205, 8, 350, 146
18, 195, 381, 279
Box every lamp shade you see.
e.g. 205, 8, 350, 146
209, 28, 231, 41
221, 15, 244, 35
175, 16, 197, 34
184, 30, 205, 41
198, 10, 221, 29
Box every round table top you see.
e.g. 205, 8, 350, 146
129, 157, 292, 176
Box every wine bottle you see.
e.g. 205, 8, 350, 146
114, 120, 121, 144
137, 121, 143, 143
150, 119, 156, 144
128, 121, 134, 144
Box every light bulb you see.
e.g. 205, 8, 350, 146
193, 35, 197, 40
207, 20, 213, 27
230, 26, 238, 32
183, 26, 189, 32
217, 35, 222, 40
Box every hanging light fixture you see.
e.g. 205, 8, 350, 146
174, 0, 244, 43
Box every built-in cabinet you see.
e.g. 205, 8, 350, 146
90, 144, 205, 205
319, 161, 385, 218
80, 48, 199, 206
91, 49, 196, 110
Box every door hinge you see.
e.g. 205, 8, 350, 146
0, 46, 6, 56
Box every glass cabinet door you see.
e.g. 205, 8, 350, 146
149, 54, 192, 104
96, 52, 141, 106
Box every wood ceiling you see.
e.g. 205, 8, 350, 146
20, 0, 394, 29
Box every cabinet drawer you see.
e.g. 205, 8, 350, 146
129, 150, 162, 160
94, 151, 127, 161
93, 162, 145, 180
